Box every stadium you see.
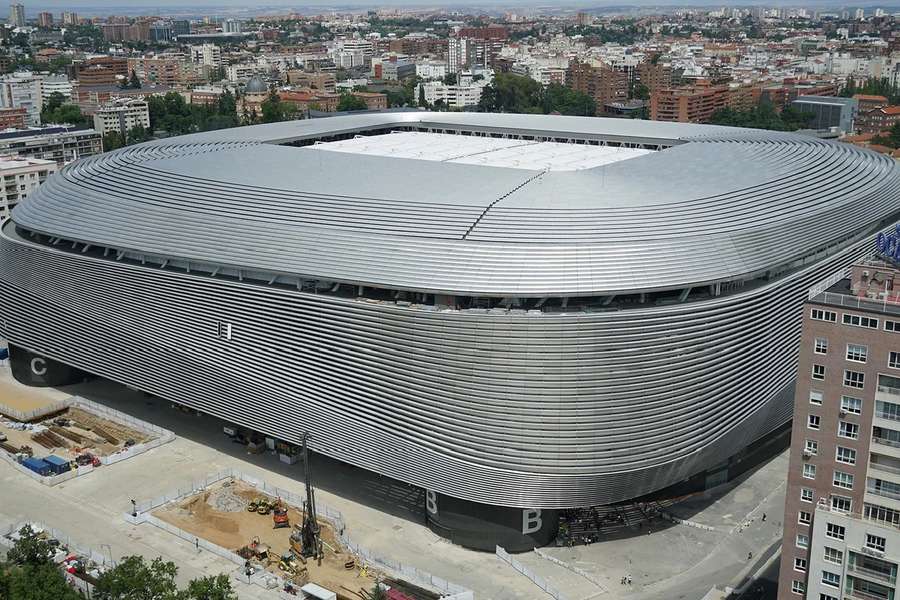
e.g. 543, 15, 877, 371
1, 112, 900, 550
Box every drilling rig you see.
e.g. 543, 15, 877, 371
299, 432, 322, 561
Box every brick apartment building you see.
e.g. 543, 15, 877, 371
779, 257, 900, 600
650, 82, 729, 123
857, 106, 900, 135
566, 60, 628, 115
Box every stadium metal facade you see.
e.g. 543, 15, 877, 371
2, 113, 900, 550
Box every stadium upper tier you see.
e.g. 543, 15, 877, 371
11, 112, 900, 298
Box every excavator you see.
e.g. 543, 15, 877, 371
272, 499, 289, 529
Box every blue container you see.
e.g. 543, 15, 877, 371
43, 455, 70, 475
0, 347, 7, 360
21, 457, 50, 476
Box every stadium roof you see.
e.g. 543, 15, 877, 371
12, 112, 900, 297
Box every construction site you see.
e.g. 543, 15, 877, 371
146, 434, 442, 600
0, 402, 157, 471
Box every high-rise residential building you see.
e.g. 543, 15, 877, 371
61, 11, 78, 26
566, 60, 628, 115
222, 19, 241, 34
0, 156, 56, 219
37, 11, 51, 27
778, 258, 900, 600
0, 74, 43, 127
855, 8, 866, 19
0, 126, 101, 165
190, 44, 222, 68
92, 98, 150, 138
8, 3, 23, 28
650, 82, 730, 123
447, 27, 507, 73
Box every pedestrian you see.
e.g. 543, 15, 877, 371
627, 575, 632, 585
747, 551, 753, 560
761, 513, 767, 522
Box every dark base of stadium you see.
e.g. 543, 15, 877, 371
8, 345, 791, 553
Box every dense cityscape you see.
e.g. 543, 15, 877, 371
3, 2, 900, 600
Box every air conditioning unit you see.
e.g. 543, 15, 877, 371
864, 270, 871, 277
803, 450, 812, 459
840, 410, 847, 417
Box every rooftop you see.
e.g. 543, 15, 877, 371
309, 131, 652, 172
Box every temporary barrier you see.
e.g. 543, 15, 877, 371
128, 468, 473, 599
496, 546, 567, 600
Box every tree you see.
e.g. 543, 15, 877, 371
260, 91, 296, 123
0, 526, 81, 600
478, 74, 595, 116
94, 556, 179, 600
5, 526, 53, 566
442, 72, 457, 85
102, 131, 125, 151
184, 574, 238, 600
128, 69, 142, 89
126, 125, 150, 145
337, 93, 368, 112
418, 85, 427, 107
1, 563, 83, 600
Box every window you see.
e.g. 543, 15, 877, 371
823, 546, 843, 565
833, 470, 854, 489
843, 313, 878, 328
821, 571, 840, 588
808, 414, 821, 430
813, 364, 826, 380
886, 319, 900, 332
819, 594, 838, 600
801, 488, 814, 502
846, 343, 868, 363
799, 511, 812, 525
844, 369, 865, 388
791, 580, 805, 595
216, 321, 232, 340
876, 400, 900, 421
866, 533, 886, 552
892, 351, 900, 369
865, 503, 900, 527
836, 446, 857, 465
803, 463, 817, 479
841, 395, 862, 414
794, 557, 807, 572
813, 309, 837, 322
805, 439, 819, 455
839, 421, 859, 439
810, 390, 824, 405
826, 523, 846, 540
831, 495, 851, 512
815, 337, 829, 354
796, 533, 809, 549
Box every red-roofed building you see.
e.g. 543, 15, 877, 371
853, 93, 889, 113
857, 105, 900, 134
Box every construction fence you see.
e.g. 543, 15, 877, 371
496, 546, 567, 600
0, 520, 119, 569
130, 468, 474, 599
0, 395, 175, 486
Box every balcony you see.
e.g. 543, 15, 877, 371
879, 385, 900, 398
877, 409, 900, 422
848, 562, 897, 586
845, 588, 893, 600
871, 461, 900, 477
868, 483, 900, 501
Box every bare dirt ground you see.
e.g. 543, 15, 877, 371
153, 479, 379, 599
1, 406, 155, 459
0, 373, 69, 416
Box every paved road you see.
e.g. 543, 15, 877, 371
0, 369, 791, 599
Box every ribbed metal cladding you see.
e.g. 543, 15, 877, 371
0, 224, 887, 508
4, 115, 900, 509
